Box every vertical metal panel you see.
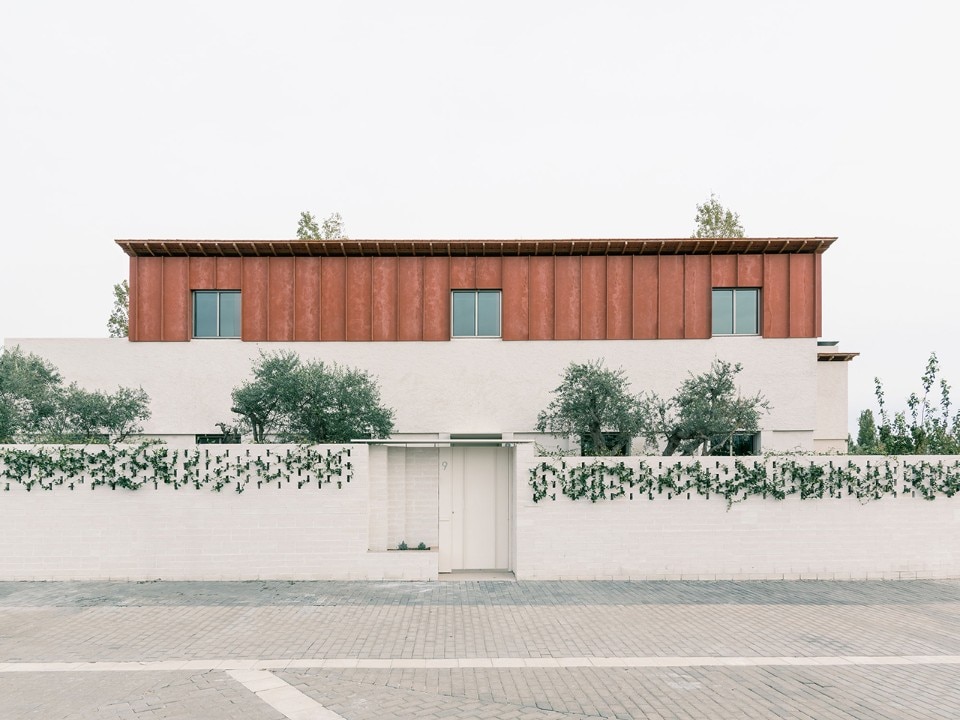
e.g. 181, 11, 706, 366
161, 257, 190, 341
188, 257, 216, 289
371, 257, 399, 341
294, 257, 321, 341
762, 254, 790, 338
476, 257, 502, 289
632, 256, 658, 339
737, 255, 764, 286
241, 258, 269, 341
815, 253, 823, 338
580, 256, 606, 340
449, 257, 476, 289
346, 257, 373, 341
397, 258, 424, 341
528, 256, 555, 340
216, 257, 242, 289
789, 253, 816, 338
554, 256, 581, 340
501, 257, 529, 340
422, 257, 450, 341
711, 255, 737, 287
128, 256, 139, 341
658, 256, 684, 339
605, 256, 632, 340
267, 257, 295, 341
137, 257, 163, 341
320, 257, 346, 341
683, 255, 711, 339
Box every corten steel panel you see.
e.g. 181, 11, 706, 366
449, 257, 476, 289
293, 257, 321, 341
657, 256, 685, 339
241, 258, 269, 341
815, 253, 823, 337
128, 257, 139, 341
683, 255, 711, 339
267, 257, 295, 341
137, 257, 163, 341
580, 256, 606, 340
188, 258, 216, 290
476, 257, 502, 289
711, 255, 737, 287
606, 256, 632, 340
371, 257, 399, 341
422, 257, 450, 341
346, 257, 373, 341
554, 256, 581, 340
762, 254, 790, 338
632, 256, 658, 339
528, 256, 555, 340
397, 258, 424, 341
161, 257, 190, 341
501, 257, 529, 340
737, 255, 764, 287
789, 253, 816, 338
320, 257, 347, 341
216, 257, 242, 289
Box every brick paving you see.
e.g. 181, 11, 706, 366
0, 580, 959, 718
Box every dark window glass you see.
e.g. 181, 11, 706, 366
711, 289, 734, 335
194, 291, 219, 337
452, 291, 476, 336
735, 289, 758, 335
219, 292, 241, 337
476, 291, 501, 336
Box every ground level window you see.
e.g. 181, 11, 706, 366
196, 432, 240, 444
194, 290, 241, 338
452, 290, 501, 337
712, 288, 759, 335
709, 432, 760, 456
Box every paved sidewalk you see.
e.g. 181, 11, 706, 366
1, 580, 959, 718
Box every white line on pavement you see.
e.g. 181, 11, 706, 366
226, 669, 345, 720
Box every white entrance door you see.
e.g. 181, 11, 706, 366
439, 446, 510, 571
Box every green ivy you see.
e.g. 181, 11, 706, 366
0, 442, 354, 493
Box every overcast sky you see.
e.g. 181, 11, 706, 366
1, 1, 958, 434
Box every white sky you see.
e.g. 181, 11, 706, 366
1, 1, 958, 435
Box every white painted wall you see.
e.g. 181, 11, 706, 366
816, 360, 851, 451
6, 337, 825, 450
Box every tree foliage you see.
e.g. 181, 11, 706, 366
230, 351, 394, 443
693, 193, 744, 238
0, 347, 62, 442
107, 280, 129, 338
297, 211, 347, 240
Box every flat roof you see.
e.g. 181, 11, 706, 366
116, 237, 836, 258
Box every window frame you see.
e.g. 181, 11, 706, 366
711, 287, 760, 336
193, 290, 241, 339
450, 289, 502, 338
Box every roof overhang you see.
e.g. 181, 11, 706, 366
116, 237, 837, 258
817, 352, 859, 362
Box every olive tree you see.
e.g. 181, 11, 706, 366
692, 193, 744, 238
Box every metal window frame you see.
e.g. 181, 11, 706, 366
451, 289, 501, 338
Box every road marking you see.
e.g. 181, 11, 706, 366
226, 669, 345, 720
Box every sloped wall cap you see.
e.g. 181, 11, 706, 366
116, 237, 837, 258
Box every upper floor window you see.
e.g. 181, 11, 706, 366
194, 290, 241, 338
452, 290, 501, 337
712, 288, 759, 335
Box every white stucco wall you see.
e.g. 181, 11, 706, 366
816, 360, 851, 452
6, 336, 823, 451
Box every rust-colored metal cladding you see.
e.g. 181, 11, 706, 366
371, 257, 399, 341
128, 256, 139, 341
449, 257, 476, 289
683, 255, 711, 339
711, 255, 737, 287
632, 256, 658, 339
580, 256, 606, 340
188, 257, 216, 290
267, 257, 295, 341
528, 256, 555, 340
293, 257, 320, 341
737, 255, 764, 287
137, 257, 163, 341
554, 256, 581, 340
241, 258, 269, 341
658, 256, 684, 339
346, 258, 373, 341
606, 256, 632, 340
397, 257, 424, 341
161, 257, 189, 341
789, 253, 816, 338
320, 257, 346, 341
762, 254, 790, 338
815, 253, 823, 337
502, 257, 530, 341
422, 258, 451, 341
475, 257, 502, 289
217, 257, 242, 289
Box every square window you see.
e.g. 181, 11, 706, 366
193, 291, 241, 338
452, 290, 501, 337
712, 288, 759, 335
